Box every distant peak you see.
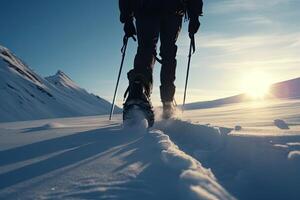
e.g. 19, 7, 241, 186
45, 70, 80, 89
55, 70, 73, 80
56, 70, 67, 76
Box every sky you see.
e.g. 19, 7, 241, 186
0, 0, 300, 106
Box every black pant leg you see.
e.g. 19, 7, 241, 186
159, 14, 182, 102
133, 14, 160, 86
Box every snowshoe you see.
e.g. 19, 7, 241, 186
123, 70, 155, 128
162, 101, 176, 120
123, 100, 154, 129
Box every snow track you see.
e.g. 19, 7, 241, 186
150, 130, 235, 200
155, 119, 300, 200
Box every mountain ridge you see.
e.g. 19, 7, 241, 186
185, 77, 300, 110
0, 44, 120, 122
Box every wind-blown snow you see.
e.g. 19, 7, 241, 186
0, 44, 120, 122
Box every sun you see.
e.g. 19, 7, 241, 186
240, 70, 272, 99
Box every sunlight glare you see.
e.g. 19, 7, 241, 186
240, 70, 272, 99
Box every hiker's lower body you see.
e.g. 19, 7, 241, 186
132, 12, 183, 102
123, 12, 182, 125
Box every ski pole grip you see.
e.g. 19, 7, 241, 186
189, 34, 196, 53
121, 36, 128, 53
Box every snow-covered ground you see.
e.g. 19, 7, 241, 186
0, 116, 234, 200
183, 98, 300, 136
173, 99, 300, 200
1, 98, 300, 200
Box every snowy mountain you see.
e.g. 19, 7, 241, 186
184, 94, 247, 110
185, 77, 300, 110
271, 77, 300, 99
0, 45, 120, 122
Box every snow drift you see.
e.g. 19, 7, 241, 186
150, 130, 235, 200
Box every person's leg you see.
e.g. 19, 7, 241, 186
123, 13, 160, 127
131, 13, 160, 92
159, 14, 182, 102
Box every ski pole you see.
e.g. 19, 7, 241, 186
182, 34, 195, 112
109, 36, 129, 120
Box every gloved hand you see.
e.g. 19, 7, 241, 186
188, 15, 200, 38
124, 19, 136, 39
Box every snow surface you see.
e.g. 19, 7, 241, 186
182, 99, 300, 136
1, 98, 300, 200
0, 44, 120, 123
0, 116, 235, 200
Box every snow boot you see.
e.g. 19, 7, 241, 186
162, 101, 176, 119
123, 70, 154, 128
